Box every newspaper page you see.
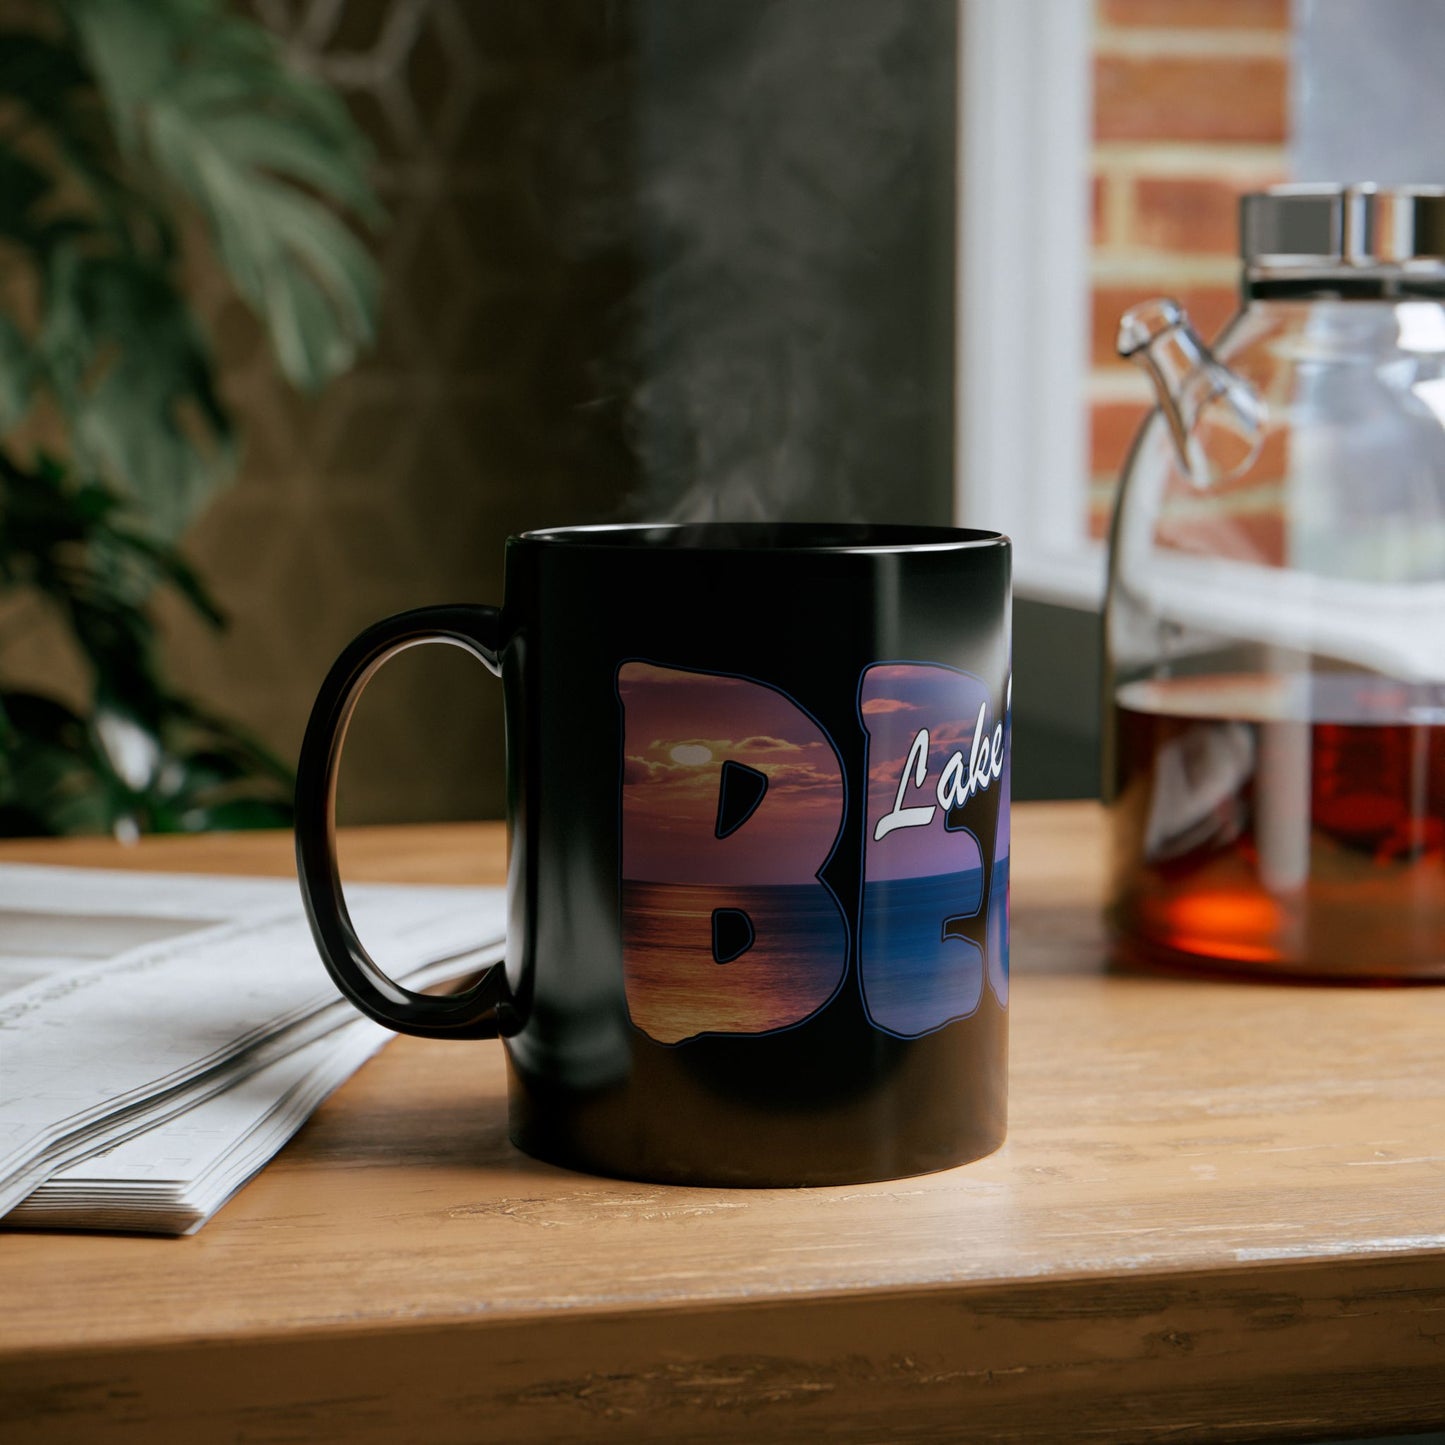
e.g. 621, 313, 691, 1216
0, 865, 506, 1230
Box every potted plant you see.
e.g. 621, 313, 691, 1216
0, 0, 379, 835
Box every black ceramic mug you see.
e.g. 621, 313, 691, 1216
296, 523, 1011, 1186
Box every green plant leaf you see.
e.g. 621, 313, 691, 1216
0, 33, 89, 117
0, 315, 32, 427
107, 524, 225, 626
0, 454, 222, 740
0, 674, 296, 838
0, 689, 114, 836
64, 0, 382, 392
36, 248, 235, 537
166, 698, 295, 785
0, 148, 51, 246
0, 30, 159, 257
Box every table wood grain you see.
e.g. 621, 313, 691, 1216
2, 803, 1443, 1443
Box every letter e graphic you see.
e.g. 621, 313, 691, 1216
859, 663, 1009, 1036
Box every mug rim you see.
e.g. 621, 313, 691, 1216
515, 522, 1009, 555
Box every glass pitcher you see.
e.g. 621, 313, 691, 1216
1105, 184, 1445, 980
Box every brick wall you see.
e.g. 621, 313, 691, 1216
1088, 0, 1290, 538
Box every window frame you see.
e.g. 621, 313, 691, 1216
955, 0, 1104, 610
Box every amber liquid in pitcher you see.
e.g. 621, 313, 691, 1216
1110, 674, 1445, 979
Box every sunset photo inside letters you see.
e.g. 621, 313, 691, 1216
618, 662, 848, 1044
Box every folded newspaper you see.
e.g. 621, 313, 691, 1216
0, 864, 505, 1235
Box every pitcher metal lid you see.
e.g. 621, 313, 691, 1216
1241, 184, 1445, 271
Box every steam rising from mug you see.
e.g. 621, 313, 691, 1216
559, 0, 957, 524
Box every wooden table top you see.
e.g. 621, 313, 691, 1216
2, 802, 1443, 1444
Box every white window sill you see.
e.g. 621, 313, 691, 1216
1013, 543, 1107, 612
956, 0, 1097, 619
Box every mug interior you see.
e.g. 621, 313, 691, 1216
517, 522, 1005, 553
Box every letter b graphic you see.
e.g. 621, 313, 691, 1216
617, 662, 848, 1044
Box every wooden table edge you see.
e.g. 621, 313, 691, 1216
6, 1250, 1445, 1443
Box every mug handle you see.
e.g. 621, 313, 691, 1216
295, 605, 511, 1040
